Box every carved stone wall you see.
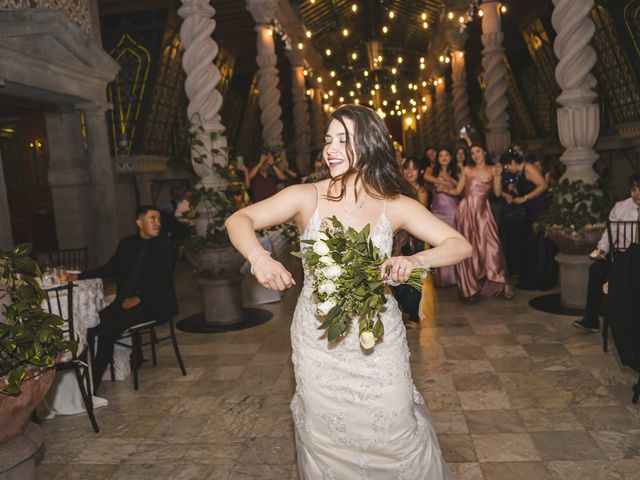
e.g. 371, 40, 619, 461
0, 0, 92, 35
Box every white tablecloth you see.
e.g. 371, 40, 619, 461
241, 232, 289, 305
40, 279, 109, 416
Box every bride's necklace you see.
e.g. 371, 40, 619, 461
340, 195, 367, 219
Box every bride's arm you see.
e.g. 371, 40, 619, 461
381, 196, 472, 282
225, 184, 315, 290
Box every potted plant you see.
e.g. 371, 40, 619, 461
534, 178, 616, 254
0, 243, 75, 479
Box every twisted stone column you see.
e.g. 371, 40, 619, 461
552, 0, 599, 183
310, 86, 326, 150
179, 0, 228, 235
435, 78, 450, 146
447, 28, 471, 133
481, 2, 510, 156
285, 49, 311, 174
246, 0, 284, 150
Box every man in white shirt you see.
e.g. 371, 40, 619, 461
574, 173, 640, 331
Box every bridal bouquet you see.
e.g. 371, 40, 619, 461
292, 216, 428, 350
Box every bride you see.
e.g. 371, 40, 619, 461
226, 105, 471, 478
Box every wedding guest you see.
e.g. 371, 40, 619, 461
498, 167, 527, 277
424, 148, 460, 287
248, 150, 287, 202
574, 172, 640, 331
500, 149, 554, 290
421, 146, 438, 177
69, 206, 178, 392
455, 146, 471, 171
441, 144, 513, 300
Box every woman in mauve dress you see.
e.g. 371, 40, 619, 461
424, 148, 460, 287
439, 144, 513, 301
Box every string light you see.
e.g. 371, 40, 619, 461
349, 90, 355, 97
421, 13, 427, 20
351, 3, 357, 13
351, 52, 358, 60
306, 30, 312, 38
459, 16, 465, 23
356, 82, 362, 88
374, 83, 380, 90
422, 81, 427, 87
342, 28, 349, 37
336, 80, 342, 86
377, 55, 383, 62
297, 42, 304, 50
323, 93, 329, 99
325, 48, 332, 56
363, 70, 369, 77
330, 70, 336, 77
478, 9, 484, 17
420, 64, 425, 70
422, 21, 429, 29
420, 57, 425, 64
391, 67, 397, 74
382, 25, 388, 34
354, 98, 360, 104
303, 69, 308, 76
317, 76, 323, 83
368, 99, 374, 105
397, 56, 403, 63
447, 11, 454, 20
389, 10, 395, 19
306, 89, 312, 96
382, 100, 388, 106
501, 5, 507, 13
329, 90, 334, 96
339, 96, 344, 102
416, 114, 421, 120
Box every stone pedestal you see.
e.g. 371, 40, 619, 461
0, 422, 43, 480
198, 274, 245, 325
556, 253, 592, 309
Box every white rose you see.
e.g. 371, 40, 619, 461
312, 240, 330, 256
323, 265, 342, 279
359, 330, 376, 349
318, 232, 329, 241
319, 255, 335, 265
317, 298, 337, 316
318, 280, 337, 295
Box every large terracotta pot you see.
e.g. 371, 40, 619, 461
185, 246, 245, 277
0, 368, 55, 480
545, 225, 605, 255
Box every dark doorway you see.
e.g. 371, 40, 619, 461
0, 94, 58, 253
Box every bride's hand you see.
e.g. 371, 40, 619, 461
380, 256, 418, 284
253, 256, 295, 290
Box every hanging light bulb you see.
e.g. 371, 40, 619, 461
422, 21, 429, 29
439, 55, 445, 63
391, 67, 397, 74
389, 10, 395, 19
306, 89, 312, 96
303, 69, 308, 76
377, 55, 383, 62
447, 11, 454, 20
396, 99, 401, 105
342, 28, 349, 37
444, 56, 450, 64
330, 70, 336, 77
356, 81, 362, 88
336, 80, 342, 86
297, 42, 304, 50
382, 25, 388, 34
420, 57, 425, 63
375, 83, 380, 90
382, 99, 388, 106
363, 70, 369, 77
306, 30, 312, 38
329, 90, 334, 96
408, 82, 413, 89
325, 48, 332, 56
351, 3, 357, 13
339, 96, 344, 102
351, 52, 358, 60
421, 12, 427, 20
422, 81, 427, 87
368, 99, 374, 105
397, 56, 403, 64
478, 8, 484, 17
323, 93, 329, 99
370, 90, 375, 96
349, 90, 355, 97
420, 64, 425, 70
354, 98, 360, 104
416, 114, 421, 120
317, 76, 323, 83
501, 4, 507, 13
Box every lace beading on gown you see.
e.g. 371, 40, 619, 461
290, 195, 450, 479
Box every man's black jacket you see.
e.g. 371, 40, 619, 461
80, 234, 178, 323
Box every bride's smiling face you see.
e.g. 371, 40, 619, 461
323, 118, 356, 177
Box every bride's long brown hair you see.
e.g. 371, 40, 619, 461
325, 105, 413, 202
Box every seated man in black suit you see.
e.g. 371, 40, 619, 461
69, 205, 178, 392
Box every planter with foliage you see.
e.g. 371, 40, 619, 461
0, 244, 75, 479
534, 179, 615, 255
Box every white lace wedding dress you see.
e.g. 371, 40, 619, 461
290, 187, 450, 479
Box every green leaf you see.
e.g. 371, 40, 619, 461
373, 318, 384, 338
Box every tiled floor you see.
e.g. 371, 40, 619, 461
36, 261, 640, 479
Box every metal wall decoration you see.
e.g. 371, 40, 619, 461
504, 57, 538, 140
592, 4, 640, 131
0, 0, 92, 35
521, 18, 560, 99
517, 64, 556, 138
142, 33, 185, 156
107, 33, 151, 156
215, 48, 236, 99
234, 74, 262, 163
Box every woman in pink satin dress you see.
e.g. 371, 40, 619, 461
438, 144, 513, 300
424, 148, 460, 287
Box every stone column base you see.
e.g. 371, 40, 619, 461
0, 422, 43, 480
556, 253, 592, 309
198, 274, 245, 326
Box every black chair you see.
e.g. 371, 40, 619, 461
602, 219, 640, 403
108, 250, 186, 390
43, 282, 100, 432
48, 246, 89, 272
602, 220, 639, 353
